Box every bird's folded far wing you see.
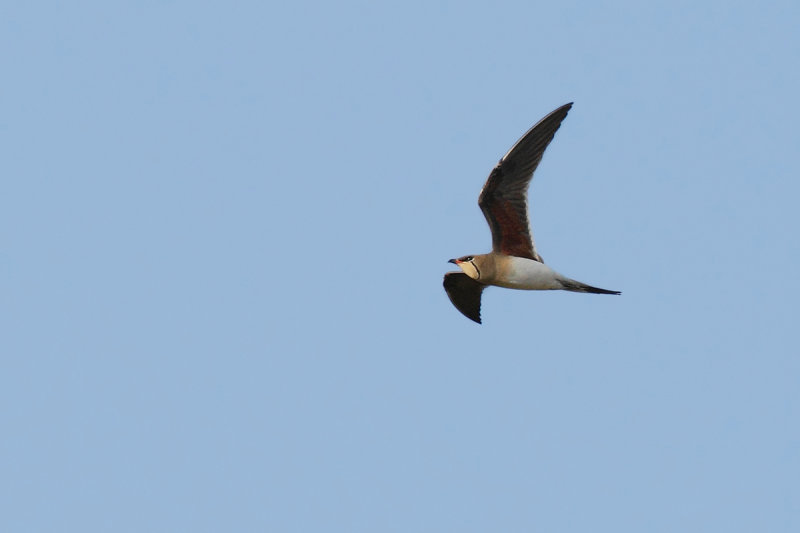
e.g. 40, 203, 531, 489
443, 272, 485, 324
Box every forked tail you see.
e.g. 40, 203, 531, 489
560, 278, 621, 295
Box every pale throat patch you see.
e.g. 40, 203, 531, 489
459, 261, 481, 280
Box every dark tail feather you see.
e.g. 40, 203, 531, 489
560, 278, 621, 295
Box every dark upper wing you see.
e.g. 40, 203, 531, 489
443, 272, 485, 324
478, 103, 572, 262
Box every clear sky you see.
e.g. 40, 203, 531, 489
2, 1, 799, 532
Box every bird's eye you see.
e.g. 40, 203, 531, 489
462, 256, 473, 262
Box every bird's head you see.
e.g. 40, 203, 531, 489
448, 255, 481, 280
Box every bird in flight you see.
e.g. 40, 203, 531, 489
443, 103, 620, 324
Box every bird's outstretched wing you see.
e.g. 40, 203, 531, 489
478, 103, 572, 262
443, 272, 485, 324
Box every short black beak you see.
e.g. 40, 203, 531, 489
448, 258, 458, 264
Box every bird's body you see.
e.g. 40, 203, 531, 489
443, 103, 620, 324
489, 255, 564, 290
451, 254, 562, 290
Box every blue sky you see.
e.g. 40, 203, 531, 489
2, 1, 799, 531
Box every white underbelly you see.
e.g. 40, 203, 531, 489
493, 256, 563, 290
